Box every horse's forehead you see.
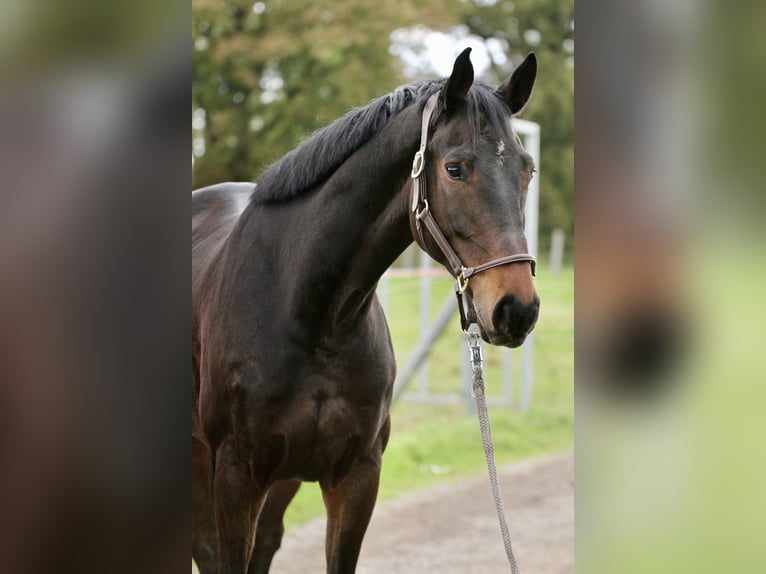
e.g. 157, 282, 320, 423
437, 114, 473, 141
440, 107, 517, 144
436, 113, 500, 148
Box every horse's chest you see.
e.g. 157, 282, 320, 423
287, 339, 394, 400
253, 346, 392, 482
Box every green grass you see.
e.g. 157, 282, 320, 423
283, 263, 574, 528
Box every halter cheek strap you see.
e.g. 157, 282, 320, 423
408, 92, 536, 331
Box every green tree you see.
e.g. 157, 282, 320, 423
192, 0, 452, 187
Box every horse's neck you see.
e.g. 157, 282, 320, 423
263, 105, 422, 336
313, 110, 422, 323
323, 126, 419, 285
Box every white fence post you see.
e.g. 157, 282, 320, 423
550, 228, 565, 275
418, 249, 431, 397
514, 118, 539, 413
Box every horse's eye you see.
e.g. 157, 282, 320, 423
445, 163, 462, 180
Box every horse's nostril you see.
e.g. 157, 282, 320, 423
492, 295, 513, 329
492, 295, 540, 337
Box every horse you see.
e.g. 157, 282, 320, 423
192, 48, 540, 574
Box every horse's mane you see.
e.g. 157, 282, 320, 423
250, 80, 441, 205
251, 79, 513, 205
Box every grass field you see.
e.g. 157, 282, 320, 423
282, 263, 574, 527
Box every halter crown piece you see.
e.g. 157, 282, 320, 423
409, 92, 537, 331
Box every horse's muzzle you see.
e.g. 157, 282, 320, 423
488, 294, 540, 348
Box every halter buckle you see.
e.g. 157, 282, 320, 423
415, 198, 429, 221
411, 151, 425, 178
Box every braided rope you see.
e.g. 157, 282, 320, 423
469, 332, 521, 574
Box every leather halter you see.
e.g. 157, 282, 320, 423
408, 92, 537, 330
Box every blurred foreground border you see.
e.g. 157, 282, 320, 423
0, 1, 189, 572
576, 0, 766, 572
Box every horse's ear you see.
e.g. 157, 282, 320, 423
497, 52, 537, 115
443, 47, 474, 110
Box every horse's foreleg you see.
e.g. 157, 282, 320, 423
247, 479, 302, 574
213, 441, 266, 574
320, 452, 382, 574
193, 438, 218, 574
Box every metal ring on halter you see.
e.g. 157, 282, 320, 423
456, 268, 469, 294
411, 151, 425, 178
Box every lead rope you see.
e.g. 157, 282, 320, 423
467, 326, 521, 574
409, 92, 528, 571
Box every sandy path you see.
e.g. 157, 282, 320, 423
269, 450, 573, 574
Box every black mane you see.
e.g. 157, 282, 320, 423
251, 81, 441, 205
251, 79, 514, 205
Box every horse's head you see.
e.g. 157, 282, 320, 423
411, 49, 540, 348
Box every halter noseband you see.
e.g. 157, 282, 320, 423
409, 92, 537, 331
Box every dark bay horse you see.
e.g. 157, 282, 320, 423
192, 48, 540, 574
